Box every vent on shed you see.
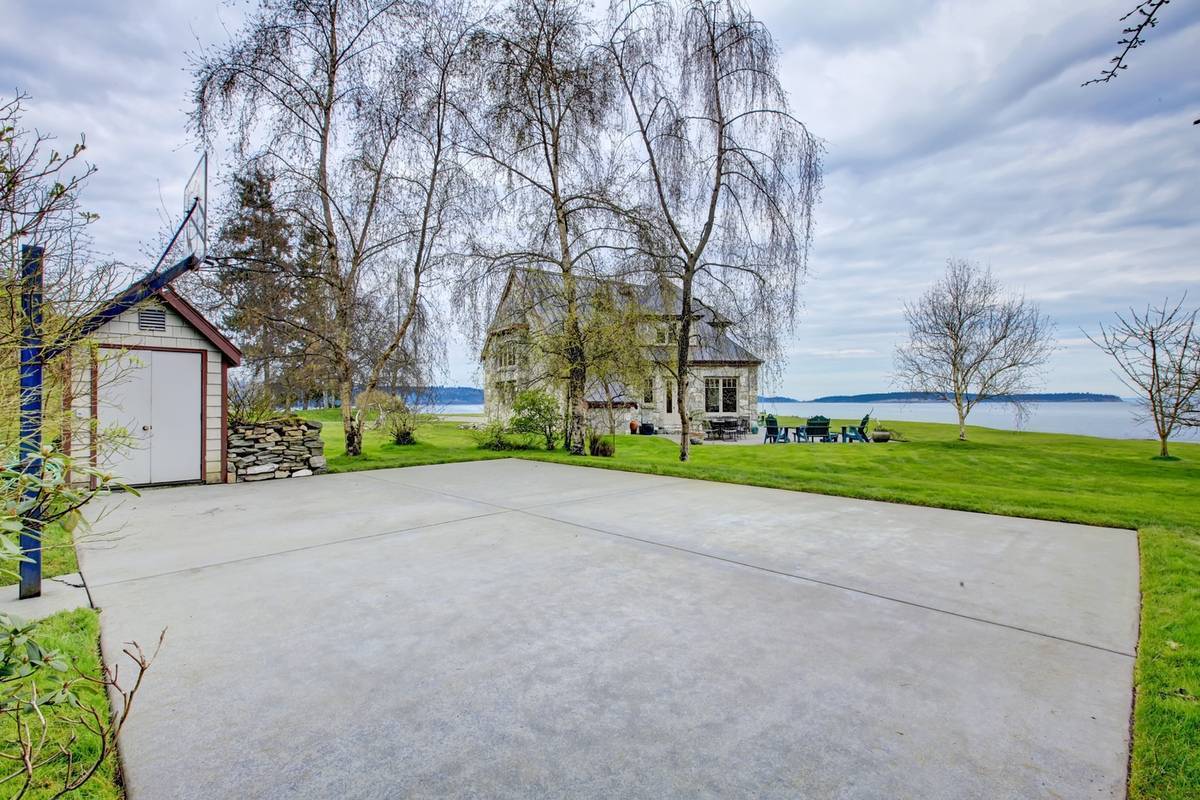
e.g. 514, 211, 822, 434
137, 308, 167, 332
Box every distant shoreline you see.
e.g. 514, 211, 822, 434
759, 392, 1124, 404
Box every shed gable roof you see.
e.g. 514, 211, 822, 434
156, 288, 242, 366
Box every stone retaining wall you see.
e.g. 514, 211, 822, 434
228, 418, 327, 482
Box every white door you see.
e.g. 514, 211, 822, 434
97, 352, 153, 484
97, 350, 202, 485
150, 351, 202, 483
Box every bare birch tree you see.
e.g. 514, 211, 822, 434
193, 0, 477, 454
894, 259, 1055, 441
607, 0, 822, 461
1088, 298, 1200, 458
461, 0, 644, 455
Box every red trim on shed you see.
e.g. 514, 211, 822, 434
221, 362, 229, 482
157, 288, 243, 366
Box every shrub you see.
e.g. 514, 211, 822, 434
510, 389, 560, 450
472, 421, 535, 451
383, 401, 426, 446
227, 379, 278, 426
587, 430, 615, 457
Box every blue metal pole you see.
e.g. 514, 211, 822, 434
19, 245, 44, 599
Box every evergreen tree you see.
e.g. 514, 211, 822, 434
214, 169, 294, 390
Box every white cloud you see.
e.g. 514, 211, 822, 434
2, 0, 1195, 397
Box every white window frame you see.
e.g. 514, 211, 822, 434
704, 376, 738, 413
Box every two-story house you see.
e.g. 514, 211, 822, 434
481, 267, 761, 434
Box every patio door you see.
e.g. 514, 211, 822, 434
97, 350, 202, 485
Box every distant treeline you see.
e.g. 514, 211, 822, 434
802, 391, 1123, 404
387, 386, 484, 405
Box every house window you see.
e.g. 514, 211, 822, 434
654, 325, 677, 345
496, 343, 519, 369
722, 377, 738, 412
643, 377, 655, 405
666, 384, 673, 414
704, 377, 738, 413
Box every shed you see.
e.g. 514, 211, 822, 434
69, 287, 242, 485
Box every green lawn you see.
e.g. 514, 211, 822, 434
0, 608, 122, 799
304, 409, 513, 473
306, 410, 1200, 800
0, 523, 80, 588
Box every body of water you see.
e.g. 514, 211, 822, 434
439, 404, 484, 415
757, 400, 1199, 441
440, 399, 1197, 441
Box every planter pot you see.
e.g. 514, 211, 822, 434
629, 420, 639, 435
870, 431, 892, 443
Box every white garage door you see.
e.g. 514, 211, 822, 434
98, 350, 202, 485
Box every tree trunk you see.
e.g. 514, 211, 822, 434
676, 369, 690, 461
566, 358, 587, 456
1159, 434, 1170, 458
339, 373, 360, 456
955, 401, 967, 441
676, 278, 695, 461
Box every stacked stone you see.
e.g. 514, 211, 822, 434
227, 418, 327, 482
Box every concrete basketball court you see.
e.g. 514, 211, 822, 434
78, 459, 1139, 799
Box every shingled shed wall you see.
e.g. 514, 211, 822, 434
227, 418, 327, 482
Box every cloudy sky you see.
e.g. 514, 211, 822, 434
3, 0, 1197, 398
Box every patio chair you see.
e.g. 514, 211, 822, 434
736, 418, 751, 439
843, 414, 871, 444
803, 415, 832, 442
762, 415, 783, 443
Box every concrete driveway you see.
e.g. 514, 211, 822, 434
79, 459, 1138, 799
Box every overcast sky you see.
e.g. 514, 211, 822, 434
3, 0, 1197, 398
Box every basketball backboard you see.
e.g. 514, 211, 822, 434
184, 153, 208, 260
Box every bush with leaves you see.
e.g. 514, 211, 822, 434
471, 421, 535, 451
510, 390, 560, 451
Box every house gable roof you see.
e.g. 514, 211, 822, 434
483, 267, 762, 366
